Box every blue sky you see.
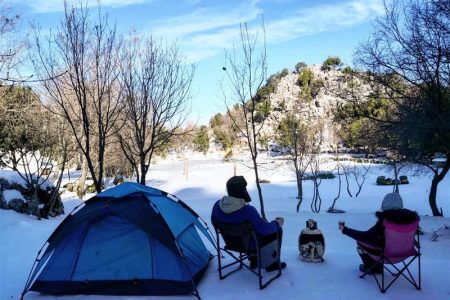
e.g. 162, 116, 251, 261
13, 0, 386, 124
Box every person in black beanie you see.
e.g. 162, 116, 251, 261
211, 176, 286, 271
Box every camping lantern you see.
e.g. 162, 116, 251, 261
298, 219, 325, 263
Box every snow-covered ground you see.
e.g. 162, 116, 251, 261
1, 157, 449, 299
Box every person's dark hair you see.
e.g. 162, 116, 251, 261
226, 176, 251, 202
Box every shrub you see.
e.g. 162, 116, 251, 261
86, 183, 97, 193
376, 176, 385, 185
384, 178, 393, 185
193, 125, 209, 153
298, 87, 312, 102
303, 172, 335, 180
321, 56, 342, 71
210, 113, 223, 128
400, 175, 409, 184
254, 100, 271, 123
298, 68, 314, 87
342, 66, 353, 75
295, 62, 307, 72
280, 68, 289, 77
310, 79, 324, 98
321, 172, 336, 179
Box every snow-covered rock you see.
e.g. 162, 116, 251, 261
0, 170, 64, 218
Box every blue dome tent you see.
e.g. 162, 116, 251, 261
22, 182, 215, 299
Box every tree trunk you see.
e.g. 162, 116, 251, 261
296, 171, 303, 212
47, 149, 67, 218
429, 176, 442, 216
96, 160, 104, 192
393, 163, 399, 194
32, 184, 41, 220
139, 161, 146, 184
345, 170, 353, 197
330, 171, 342, 211
428, 158, 449, 217
253, 156, 266, 221
77, 157, 87, 200
139, 151, 153, 185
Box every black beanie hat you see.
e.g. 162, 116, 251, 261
226, 176, 251, 202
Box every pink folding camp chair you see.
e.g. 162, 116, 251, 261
359, 219, 421, 293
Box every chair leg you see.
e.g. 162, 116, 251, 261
418, 252, 421, 290
216, 232, 245, 280
213, 226, 283, 290
217, 250, 247, 279
365, 256, 421, 293
256, 242, 282, 290
257, 253, 263, 289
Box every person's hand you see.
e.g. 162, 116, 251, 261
275, 217, 284, 227
338, 221, 345, 232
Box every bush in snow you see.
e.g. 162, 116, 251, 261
0, 171, 64, 218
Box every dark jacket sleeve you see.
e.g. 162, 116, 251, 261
245, 206, 279, 236
342, 219, 384, 248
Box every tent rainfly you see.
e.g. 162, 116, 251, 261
22, 182, 215, 299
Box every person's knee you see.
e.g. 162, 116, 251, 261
278, 227, 283, 236
357, 246, 365, 255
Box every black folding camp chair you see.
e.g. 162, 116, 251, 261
211, 217, 281, 289
359, 219, 421, 293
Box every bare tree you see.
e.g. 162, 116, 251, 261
30, 2, 123, 193
117, 35, 193, 184
341, 162, 354, 198
328, 145, 345, 213
349, 0, 450, 216
44, 104, 73, 217
276, 115, 315, 212
353, 163, 371, 197
341, 160, 371, 198
381, 159, 410, 194
308, 127, 324, 213
0, 0, 22, 83
221, 21, 270, 219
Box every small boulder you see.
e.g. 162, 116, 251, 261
8, 199, 26, 213
0, 178, 10, 190
63, 182, 77, 192
113, 175, 124, 185
86, 183, 97, 193
0, 194, 8, 209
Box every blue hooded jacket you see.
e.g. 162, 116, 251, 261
211, 196, 279, 236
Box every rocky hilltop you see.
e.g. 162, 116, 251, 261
262, 64, 347, 150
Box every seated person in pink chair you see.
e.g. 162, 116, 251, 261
339, 193, 419, 274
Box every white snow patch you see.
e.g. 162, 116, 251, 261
1, 158, 449, 300
0, 170, 28, 187
2, 189, 25, 203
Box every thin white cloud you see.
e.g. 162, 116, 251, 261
151, 1, 262, 40
179, 28, 239, 62
16, 0, 149, 13
148, 0, 263, 62
150, 0, 385, 62
266, 0, 385, 43
21, 0, 385, 62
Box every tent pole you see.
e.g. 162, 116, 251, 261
150, 197, 203, 299
167, 193, 218, 251
174, 240, 202, 300
21, 241, 48, 299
